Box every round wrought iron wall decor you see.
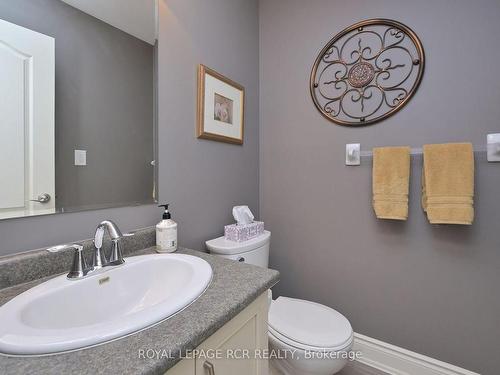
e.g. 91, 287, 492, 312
310, 19, 425, 126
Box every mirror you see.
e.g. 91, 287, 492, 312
0, 0, 157, 220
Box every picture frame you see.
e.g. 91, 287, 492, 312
197, 64, 245, 145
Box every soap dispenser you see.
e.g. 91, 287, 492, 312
156, 204, 178, 253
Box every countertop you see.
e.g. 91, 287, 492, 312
0, 247, 280, 375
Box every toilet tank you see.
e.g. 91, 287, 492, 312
206, 231, 270, 268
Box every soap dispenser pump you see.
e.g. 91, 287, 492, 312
156, 204, 178, 253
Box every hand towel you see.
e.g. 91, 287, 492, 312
422, 143, 474, 225
372, 146, 411, 220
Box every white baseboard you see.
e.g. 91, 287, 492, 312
352, 333, 480, 375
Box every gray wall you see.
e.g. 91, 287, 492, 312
157, 0, 260, 251
260, 1, 500, 374
0, 0, 154, 210
0, 0, 259, 256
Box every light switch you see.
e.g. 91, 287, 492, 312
74, 150, 87, 166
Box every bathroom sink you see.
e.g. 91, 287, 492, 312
0, 254, 212, 355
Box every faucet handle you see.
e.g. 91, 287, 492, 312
91, 245, 107, 270
108, 238, 125, 266
94, 226, 105, 249
108, 233, 133, 266
67, 243, 89, 279
92, 226, 107, 270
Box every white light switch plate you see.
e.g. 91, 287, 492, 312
487, 134, 500, 162
74, 150, 87, 166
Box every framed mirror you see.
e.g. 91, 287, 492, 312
0, 0, 158, 220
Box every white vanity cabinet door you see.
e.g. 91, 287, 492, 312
165, 292, 269, 375
195, 292, 269, 375
167, 358, 195, 375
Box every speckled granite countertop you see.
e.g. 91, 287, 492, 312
0, 242, 279, 375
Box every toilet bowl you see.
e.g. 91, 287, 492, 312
268, 296, 353, 375
206, 231, 353, 375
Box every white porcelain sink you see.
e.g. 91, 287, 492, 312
0, 254, 212, 355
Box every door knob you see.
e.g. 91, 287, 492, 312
30, 193, 51, 203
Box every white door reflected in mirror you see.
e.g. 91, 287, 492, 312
0, 19, 55, 219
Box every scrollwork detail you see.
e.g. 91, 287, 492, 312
310, 19, 424, 126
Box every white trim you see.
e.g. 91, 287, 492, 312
353, 333, 480, 375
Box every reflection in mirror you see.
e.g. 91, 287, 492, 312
0, 0, 157, 220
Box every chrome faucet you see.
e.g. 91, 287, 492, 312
93, 220, 125, 269
65, 220, 128, 280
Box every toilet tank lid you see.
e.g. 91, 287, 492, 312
269, 297, 353, 350
206, 231, 270, 255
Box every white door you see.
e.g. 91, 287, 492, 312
0, 19, 55, 219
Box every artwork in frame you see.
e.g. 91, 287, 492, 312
197, 64, 245, 144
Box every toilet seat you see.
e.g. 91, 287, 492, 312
268, 325, 353, 353
268, 297, 353, 352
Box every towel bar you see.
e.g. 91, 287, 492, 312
345, 134, 500, 165
359, 145, 488, 158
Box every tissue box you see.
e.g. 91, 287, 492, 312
224, 221, 264, 242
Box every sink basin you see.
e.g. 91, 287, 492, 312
0, 254, 212, 355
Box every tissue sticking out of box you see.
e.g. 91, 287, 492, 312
232, 205, 254, 225
225, 206, 264, 242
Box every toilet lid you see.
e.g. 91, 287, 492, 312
268, 297, 353, 350
206, 231, 270, 255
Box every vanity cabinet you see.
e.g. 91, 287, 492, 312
166, 292, 269, 375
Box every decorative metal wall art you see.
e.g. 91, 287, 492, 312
310, 19, 425, 126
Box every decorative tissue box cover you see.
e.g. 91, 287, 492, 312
224, 221, 264, 242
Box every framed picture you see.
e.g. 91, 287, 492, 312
197, 64, 245, 144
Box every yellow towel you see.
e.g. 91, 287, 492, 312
372, 146, 411, 220
422, 143, 474, 225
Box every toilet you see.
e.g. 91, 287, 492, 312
206, 231, 353, 375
